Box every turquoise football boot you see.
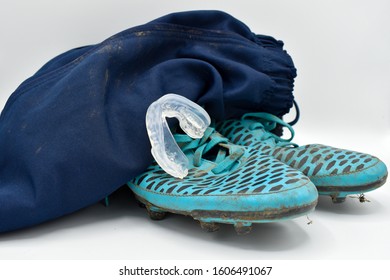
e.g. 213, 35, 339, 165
128, 127, 318, 234
216, 113, 388, 203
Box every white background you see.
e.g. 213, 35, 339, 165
0, 0, 389, 260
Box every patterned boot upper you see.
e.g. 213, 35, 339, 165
216, 113, 388, 195
128, 127, 318, 215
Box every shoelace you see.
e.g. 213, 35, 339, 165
242, 112, 299, 147
174, 127, 245, 174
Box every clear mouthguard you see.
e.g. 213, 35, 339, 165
146, 94, 211, 179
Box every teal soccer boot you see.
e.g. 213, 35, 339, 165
216, 113, 388, 203
128, 127, 318, 234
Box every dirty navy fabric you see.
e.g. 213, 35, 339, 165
0, 10, 296, 232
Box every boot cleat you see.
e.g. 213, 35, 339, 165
145, 204, 167, 220
330, 195, 346, 204
234, 222, 252, 235
216, 112, 388, 203
128, 127, 318, 233
199, 221, 220, 232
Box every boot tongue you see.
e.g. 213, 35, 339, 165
244, 119, 269, 139
242, 112, 297, 147
175, 127, 245, 174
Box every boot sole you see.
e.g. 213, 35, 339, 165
316, 173, 387, 203
134, 193, 317, 235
